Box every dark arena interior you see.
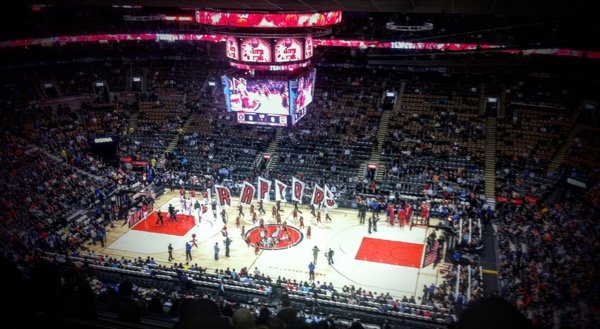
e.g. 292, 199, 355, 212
0, 1, 599, 329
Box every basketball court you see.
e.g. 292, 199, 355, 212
96, 191, 443, 300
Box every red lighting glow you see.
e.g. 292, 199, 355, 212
195, 10, 342, 28
1, 33, 598, 60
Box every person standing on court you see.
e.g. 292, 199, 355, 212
224, 237, 232, 257
194, 199, 201, 219
155, 211, 164, 226
312, 245, 320, 264
373, 214, 379, 232
327, 248, 335, 265
185, 242, 192, 261
168, 243, 174, 261
308, 262, 315, 280
214, 242, 220, 260
168, 204, 177, 222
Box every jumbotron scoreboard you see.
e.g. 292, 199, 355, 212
196, 9, 341, 127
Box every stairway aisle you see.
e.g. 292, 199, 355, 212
357, 80, 406, 183
157, 112, 195, 169
484, 117, 497, 204
548, 123, 582, 172
265, 127, 282, 173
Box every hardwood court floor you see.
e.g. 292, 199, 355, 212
93, 191, 445, 300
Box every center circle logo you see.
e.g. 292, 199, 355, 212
245, 224, 303, 250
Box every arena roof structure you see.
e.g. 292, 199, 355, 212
30, 0, 591, 16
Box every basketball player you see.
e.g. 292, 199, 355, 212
155, 211, 164, 226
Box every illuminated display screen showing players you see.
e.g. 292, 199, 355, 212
222, 68, 315, 127
274, 37, 304, 62
222, 75, 289, 114
225, 37, 240, 61
304, 35, 313, 59
240, 38, 272, 63
289, 68, 316, 124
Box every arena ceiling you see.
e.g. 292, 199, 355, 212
31, 0, 590, 16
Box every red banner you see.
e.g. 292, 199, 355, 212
275, 179, 287, 202
292, 177, 305, 203
258, 177, 271, 201
324, 185, 336, 208
215, 185, 231, 208
311, 184, 325, 207
239, 182, 256, 207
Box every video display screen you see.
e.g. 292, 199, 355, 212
240, 38, 272, 63
289, 68, 316, 124
222, 75, 290, 115
305, 35, 313, 59
274, 37, 304, 62
226, 37, 239, 61
195, 10, 342, 28
222, 69, 315, 127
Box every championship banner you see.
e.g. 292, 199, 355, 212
292, 177, 305, 203
274, 179, 287, 202
214, 185, 231, 208
324, 185, 337, 208
239, 181, 256, 207
311, 184, 325, 207
258, 176, 271, 201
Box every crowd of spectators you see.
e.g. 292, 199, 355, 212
495, 188, 599, 328
565, 127, 600, 171
270, 68, 385, 200
380, 77, 485, 202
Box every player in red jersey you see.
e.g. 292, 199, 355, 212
387, 203, 395, 225
398, 208, 405, 227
